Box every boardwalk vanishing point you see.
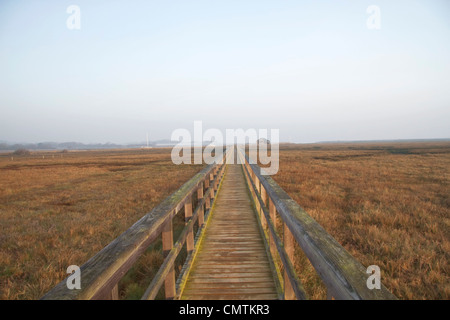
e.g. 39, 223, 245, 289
42, 148, 396, 300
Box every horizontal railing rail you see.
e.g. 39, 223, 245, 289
42, 153, 226, 300
241, 156, 308, 300
237, 148, 397, 300
142, 161, 226, 300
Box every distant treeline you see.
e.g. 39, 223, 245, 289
0, 142, 153, 151
0, 139, 179, 151
0, 142, 123, 151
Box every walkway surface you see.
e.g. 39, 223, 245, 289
181, 164, 278, 300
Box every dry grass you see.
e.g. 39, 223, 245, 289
0, 148, 203, 300
272, 142, 450, 300
1, 142, 448, 300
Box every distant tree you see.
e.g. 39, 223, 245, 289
12, 149, 31, 155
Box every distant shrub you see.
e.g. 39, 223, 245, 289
387, 148, 411, 155
13, 149, 31, 156
61, 149, 69, 153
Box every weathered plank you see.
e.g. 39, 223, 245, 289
180, 293, 278, 300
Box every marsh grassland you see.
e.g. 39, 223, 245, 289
0, 149, 203, 299
273, 142, 449, 300
0, 142, 448, 299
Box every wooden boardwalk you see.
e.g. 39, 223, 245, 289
181, 165, 278, 300
42, 150, 397, 300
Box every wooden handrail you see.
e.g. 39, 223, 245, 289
238, 148, 397, 300
141, 162, 226, 300
41, 153, 226, 300
241, 159, 308, 300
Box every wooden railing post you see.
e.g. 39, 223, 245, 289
105, 284, 119, 300
269, 198, 277, 258
210, 173, 215, 202
284, 223, 295, 300
260, 185, 267, 230
162, 219, 175, 299
197, 183, 204, 226
214, 167, 220, 191
184, 197, 194, 253
204, 178, 211, 211
255, 188, 261, 215
210, 173, 214, 192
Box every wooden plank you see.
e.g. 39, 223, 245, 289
180, 293, 278, 300
197, 183, 204, 227
183, 287, 277, 295
205, 178, 211, 210
110, 284, 119, 300
284, 222, 295, 300
187, 277, 276, 284
269, 198, 277, 260
194, 264, 272, 270
184, 283, 276, 290
184, 199, 194, 253
192, 258, 271, 265
162, 219, 175, 299
200, 246, 266, 251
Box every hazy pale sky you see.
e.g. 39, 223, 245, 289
1, 0, 449, 144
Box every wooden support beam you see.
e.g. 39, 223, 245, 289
184, 198, 194, 253
261, 185, 267, 208
205, 191, 211, 211
210, 173, 215, 193
110, 284, 119, 300
284, 223, 295, 300
162, 219, 175, 299
197, 183, 204, 226
204, 178, 211, 211
260, 185, 267, 229
255, 185, 261, 216
269, 198, 277, 259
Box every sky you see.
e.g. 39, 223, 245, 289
0, 0, 449, 144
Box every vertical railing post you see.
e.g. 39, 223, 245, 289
108, 284, 119, 300
269, 199, 277, 259
254, 179, 261, 215
184, 196, 194, 253
255, 177, 261, 194
260, 185, 267, 230
162, 218, 175, 299
215, 164, 221, 191
197, 183, 204, 226
210, 172, 215, 203
205, 177, 211, 212
284, 223, 295, 300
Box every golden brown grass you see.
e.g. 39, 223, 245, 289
272, 142, 449, 300
0, 148, 203, 300
1, 142, 448, 300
